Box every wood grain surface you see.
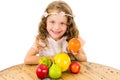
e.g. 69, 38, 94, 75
0, 62, 120, 80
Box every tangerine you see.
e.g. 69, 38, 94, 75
68, 38, 81, 52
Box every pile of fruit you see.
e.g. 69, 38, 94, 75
36, 38, 81, 79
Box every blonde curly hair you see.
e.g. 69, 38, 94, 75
36, 1, 79, 49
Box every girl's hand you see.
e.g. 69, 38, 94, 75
67, 47, 87, 61
67, 47, 80, 55
70, 49, 80, 55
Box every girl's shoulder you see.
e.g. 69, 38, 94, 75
78, 36, 85, 47
32, 36, 43, 49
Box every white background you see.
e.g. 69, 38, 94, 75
0, 0, 120, 70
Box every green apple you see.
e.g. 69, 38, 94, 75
38, 56, 52, 68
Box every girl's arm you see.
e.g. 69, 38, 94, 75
24, 39, 44, 64
24, 47, 55, 64
72, 48, 87, 61
24, 41, 54, 64
24, 47, 41, 64
68, 36, 87, 62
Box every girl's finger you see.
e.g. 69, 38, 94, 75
71, 50, 78, 55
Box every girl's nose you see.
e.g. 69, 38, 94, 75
54, 24, 60, 30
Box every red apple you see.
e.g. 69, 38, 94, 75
69, 61, 81, 74
36, 64, 48, 79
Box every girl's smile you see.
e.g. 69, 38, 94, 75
51, 30, 61, 34
46, 13, 67, 41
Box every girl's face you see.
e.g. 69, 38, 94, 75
46, 12, 67, 41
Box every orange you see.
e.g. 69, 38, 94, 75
68, 38, 81, 52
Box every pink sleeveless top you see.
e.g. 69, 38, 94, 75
38, 36, 68, 56
32, 36, 85, 56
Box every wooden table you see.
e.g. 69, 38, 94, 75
0, 62, 120, 80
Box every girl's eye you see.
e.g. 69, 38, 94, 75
50, 21, 55, 24
61, 22, 66, 25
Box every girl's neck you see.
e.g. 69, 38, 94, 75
48, 35, 67, 42
48, 35, 62, 41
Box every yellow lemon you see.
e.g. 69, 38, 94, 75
54, 52, 71, 72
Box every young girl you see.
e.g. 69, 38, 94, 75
24, 1, 87, 64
